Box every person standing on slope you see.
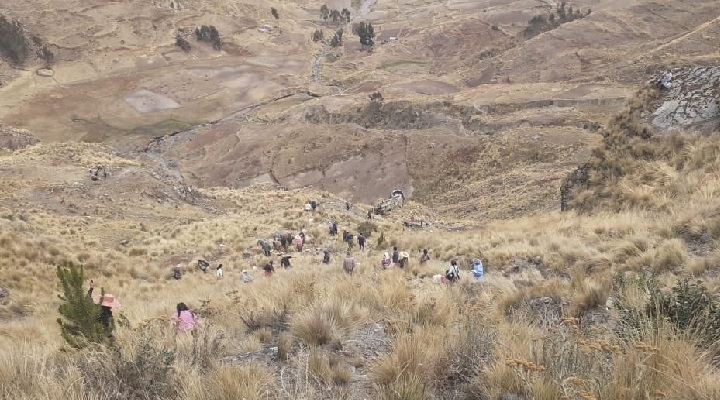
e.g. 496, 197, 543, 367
445, 260, 460, 284
343, 251, 356, 275
472, 258, 484, 280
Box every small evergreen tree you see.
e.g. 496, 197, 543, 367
357, 22, 375, 50
312, 29, 324, 43
37, 44, 54, 67
176, 36, 191, 52
271, 7, 279, 19
56, 262, 111, 348
330, 9, 341, 24
330, 29, 343, 47
320, 4, 330, 21
377, 231, 386, 247
341, 8, 351, 23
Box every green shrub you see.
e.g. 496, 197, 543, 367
647, 278, 720, 345
357, 221, 378, 237
56, 262, 112, 348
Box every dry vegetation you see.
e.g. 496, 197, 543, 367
2, 0, 720, 397
2, 85, 720, 399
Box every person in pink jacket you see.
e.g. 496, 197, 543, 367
172, 302, 199, 332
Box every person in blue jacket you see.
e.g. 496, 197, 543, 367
472, 258, 484, 280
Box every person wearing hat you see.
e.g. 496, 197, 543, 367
93, 293, 121, 328
343, 251, 356, 275
472, 258, 484, 280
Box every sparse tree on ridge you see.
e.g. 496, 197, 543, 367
330, 29, 343, 47
271, 7, 279, 20
320, 4, 330, 21
312, 29, 324, 43
357, 21, 375, 50
330, 9, 341, 24
341, 8, 351, 23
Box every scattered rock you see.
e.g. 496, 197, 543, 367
0, 124, 40, 151
36, 68, 54, 77
527, 296, 564, 326
0, 288, 9, 300
651, 66, 720, 132
505, 256, 548, 278
580, 308, 611, 336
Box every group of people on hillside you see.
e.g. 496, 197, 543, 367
380, 246, 410, 269
259, 230, 308, 256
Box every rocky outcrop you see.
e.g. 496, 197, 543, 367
0, 124, 39, 151
651, 66, 720, 132
560, 165, 589, 211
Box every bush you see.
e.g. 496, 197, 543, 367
77, 335, 177, 399
312, 29, 324, 43
0, 15, 30, 66
195, 25, 221, 50
56, 262, 112, 348
239, 306, 289, 333
330, 29, 343, 47
648, 278, 720, 345
176, 36, 191, 52
357, 221, 378, 237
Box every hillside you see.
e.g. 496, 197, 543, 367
2, 0, 720, 399
2, 0, 720, 218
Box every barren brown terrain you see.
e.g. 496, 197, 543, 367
2, 0, 719, 217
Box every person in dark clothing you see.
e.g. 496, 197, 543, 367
281, 255, 292, 269
260, 241, 272, 257
323, 248, 331, 264
311, 200, 317, 212
280, 235, 288, 252
392, 247, 399, 265
346, 201, 351, 211
262, 261, 275, 277
357, 234, 366, 250
99, 306, 112, 328
367, 209, 372, 219
95, 293, 120, 328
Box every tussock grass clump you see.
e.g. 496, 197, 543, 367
291, 308, 339, 346
206, 363, 271, 400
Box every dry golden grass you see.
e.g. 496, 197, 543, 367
2, 90, 720, 398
